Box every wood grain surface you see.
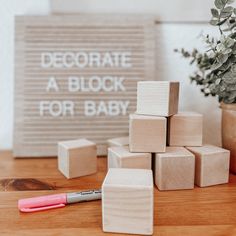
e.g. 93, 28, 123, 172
0, 150, 236, 235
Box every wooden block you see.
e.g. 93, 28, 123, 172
102, 168, 153, 235
129, 114, 166, 152
107, 136, 129, 148
58, 139, 97, 179
154, 147, 195, 191
186, 145, 230, 187
108, 146, 151, 169
168, 112, 203, 146
137, 81, 179, 116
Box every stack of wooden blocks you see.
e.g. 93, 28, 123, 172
104, 81, 230, 235
57, 81, 230, 235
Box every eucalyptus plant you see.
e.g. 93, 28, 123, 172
176, 0, 236, 104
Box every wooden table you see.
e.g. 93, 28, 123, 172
0, 150, 236, 236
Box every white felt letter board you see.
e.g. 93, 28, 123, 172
14, 15, 156, 157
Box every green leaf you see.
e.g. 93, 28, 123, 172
215, 0, 224, 9
211, 62, 223, 71
220, 86, 226, 92
221, 11, 232, 18
223, 48, 232, 54
227, 84, 236, 90
220, 6, 234, 17
218, 59, 232, 71
210, 19, 219, 25
228, 91, 236, 99
218, 54, 228, 64
222, 27, 231, 32
223, 6, 234, 12
229, 32, 236, 37
223, 72, 236, 84
231, 64, 236, 73
225, 37, 235, 47
234, 8, 236, 14
217, 42, 225, 51
226, 0, 235, 4
216, 78, 222, 84
211, 8, 219, 18
223, 22, 236, 32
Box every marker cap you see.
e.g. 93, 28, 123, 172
18, 193, 67, 212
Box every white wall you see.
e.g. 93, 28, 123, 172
51, 0, 213, 22
0, 0, 50, 149
0, 0, 222, 150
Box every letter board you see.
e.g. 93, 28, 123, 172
14, 14, 156, 157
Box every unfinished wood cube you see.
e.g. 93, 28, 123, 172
107, 136, 129, 148
168, 112, 203, 146
154, 147, 195, 191
108, 146, 151, 169
58, 139, 97, 179
102, 168, 153, 235
129, 114, 166, 153
186, 145, 230, 187
137, 81, 179, 116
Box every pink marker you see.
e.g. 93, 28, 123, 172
18, 189, 101, 213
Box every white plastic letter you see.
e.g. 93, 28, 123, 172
40, 101, 50, 116
41, 52, 53, 68
84, 101, 96, 116
46, 77, 59, 92
68, 77, 79, 92
120, 101, 130, 115
121, 52, 132, 68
